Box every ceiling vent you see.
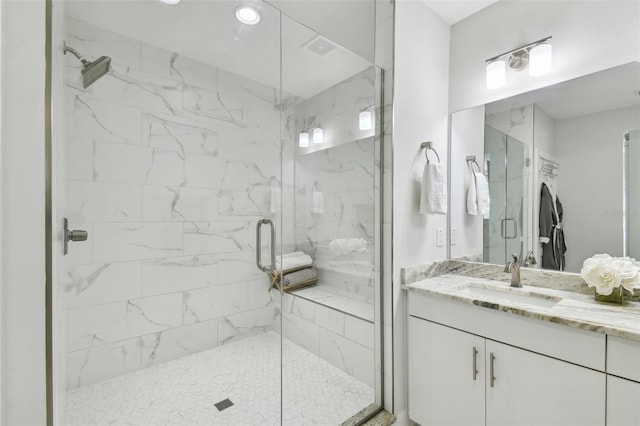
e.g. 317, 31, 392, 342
302, 35, 337, 57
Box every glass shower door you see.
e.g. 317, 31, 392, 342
279, 14, 381, 424
484, 125, 529, 264
58, 1, 284, 424
505, 135, 529, 262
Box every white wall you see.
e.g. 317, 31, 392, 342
0, 1, 48, 424
449, 1, 640, 112
533, 106, 556, 156
449, 105, 484, 259
554, 105, 640, 272
532, 105, 556, 266
393, 0, 450, 421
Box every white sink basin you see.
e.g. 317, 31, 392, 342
458, 283, 562, 308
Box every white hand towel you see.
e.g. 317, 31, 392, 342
269, 185, 281, 214
420, 162, 447, 215
276, 253, 313, 271
312, 191, 324, 214
474, 171, 490, 215
467, 172, 479, 215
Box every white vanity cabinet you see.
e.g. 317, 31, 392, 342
408, 317, 485, 425
607, 376, 640, 426
484, 340, 604, 426
407, 291, 607, 426
606, 336, 640, 426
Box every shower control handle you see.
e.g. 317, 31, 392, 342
63, 218, 88, 255
67, 229, 88, 241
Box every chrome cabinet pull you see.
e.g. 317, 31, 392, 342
256, 218, 275, 273
472, 346, 479, 381
490, 352, 496, 388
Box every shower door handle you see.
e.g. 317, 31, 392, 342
256, 218, 276, 273
501, 218, 518, 239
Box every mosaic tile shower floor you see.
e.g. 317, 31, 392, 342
65, 331, 374, 425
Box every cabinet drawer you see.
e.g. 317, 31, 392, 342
408, 291, 606, 370
608, 335, 640, 382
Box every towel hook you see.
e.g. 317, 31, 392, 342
421, 141, 440, 163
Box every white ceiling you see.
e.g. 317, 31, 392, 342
66, 0, 372, 99
485, 62, 640, 121
422, 0, 499, 25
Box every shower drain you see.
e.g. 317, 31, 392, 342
214, 398, 234, 412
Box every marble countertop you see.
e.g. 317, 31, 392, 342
404, 273, 640, 342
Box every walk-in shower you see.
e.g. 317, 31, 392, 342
52, 0, 385, 424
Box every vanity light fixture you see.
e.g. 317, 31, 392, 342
485, 36, 552, 89
235, 5, 261, 25
312, 127, 324, 144
158, 0, 181, 4
529, 42, 553, 77
359, 108, 374, 131
486, 60, 506, 90
298, 132, 310, 148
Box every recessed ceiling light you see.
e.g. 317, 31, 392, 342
235, 6, 261, 25
159, 0, 181, 5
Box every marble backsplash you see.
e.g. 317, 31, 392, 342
401, 259, 640, 302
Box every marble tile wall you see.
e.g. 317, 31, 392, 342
63, 18, 287, 389
287, 68, 377, 302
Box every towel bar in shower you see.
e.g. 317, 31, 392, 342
256, 218, 276, 273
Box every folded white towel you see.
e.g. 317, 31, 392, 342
420, 162, 447, 215
328, 238, 368, 256
281, 251, 306, 259
276, 253, 313, 271
467, 169, 490, 216
312, 191, 324, 214
269, 185, 281, 214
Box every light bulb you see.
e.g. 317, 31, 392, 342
298, 132, 309, 148
313, 127, 324, 144
235, 6, 261, 25
486, 60, 506, 89
529, 43, 552, 77
359, 110, 372, 130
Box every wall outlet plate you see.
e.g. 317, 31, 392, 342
451, 227, 457, 246
437, 228, 444, 247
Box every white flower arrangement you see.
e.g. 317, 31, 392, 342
581, 254, 640, 296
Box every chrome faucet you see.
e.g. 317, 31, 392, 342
504, 254, 522, 288
523, 250, 537, 267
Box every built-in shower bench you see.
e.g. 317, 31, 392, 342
286, 285, 374, 323
272, 283, 376, 388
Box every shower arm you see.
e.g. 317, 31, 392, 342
63, 42, 90, 66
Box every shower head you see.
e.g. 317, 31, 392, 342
63, 42, 111, 89
81, 56, 111, 89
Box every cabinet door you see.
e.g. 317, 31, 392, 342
486, 340, 605, 426
408, 317, 485, 425
607, 375, 640, 426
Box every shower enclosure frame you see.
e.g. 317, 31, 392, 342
43, 0, 390, 424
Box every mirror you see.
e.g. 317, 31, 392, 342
449, 61, 640, 273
